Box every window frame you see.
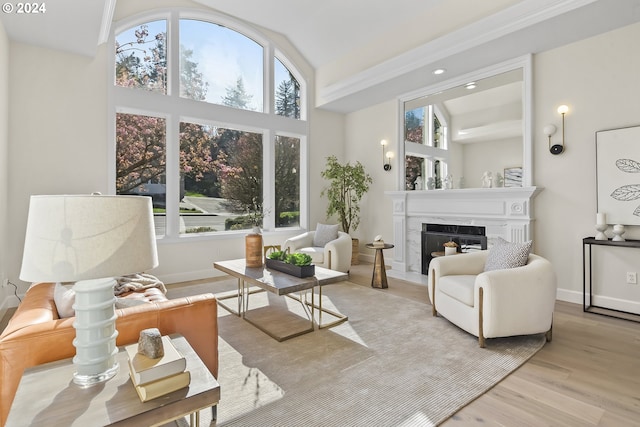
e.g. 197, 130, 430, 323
108, 8, 309, 241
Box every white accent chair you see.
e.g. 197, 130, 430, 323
283, 231, 353, 273
428, 251, 556, 347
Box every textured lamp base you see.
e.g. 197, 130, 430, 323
72, 277, 119, 387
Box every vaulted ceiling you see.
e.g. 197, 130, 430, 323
2, 0, 640, 112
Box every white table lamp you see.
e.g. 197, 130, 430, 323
19, 194, 158, 387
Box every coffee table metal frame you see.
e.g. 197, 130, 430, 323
213, 259, 348, 340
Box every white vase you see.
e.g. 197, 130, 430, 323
444, 246, 457, 256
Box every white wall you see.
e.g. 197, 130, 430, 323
345, 101, 397, 258
3, 4, 346, 302
533, 21, 640, 312
0, 19, 10, 314
345, 21, 640, 313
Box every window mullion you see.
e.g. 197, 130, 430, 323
164, 12, 182, 238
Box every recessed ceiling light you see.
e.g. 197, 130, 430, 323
432, 68, 446, 75
465, 82, 476, 89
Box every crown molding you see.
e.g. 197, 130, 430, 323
316, 0, 596, 109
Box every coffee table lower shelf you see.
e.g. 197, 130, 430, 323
214, 259, 349, 341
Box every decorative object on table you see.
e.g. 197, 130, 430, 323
443, 174, 453, 189
371, 235, 385, 248
414, 177, 423, 190
596, 124, 640, 225
543, 104, 569, 155
595, 212, 608, 240
263, 245, 281, 262
19, 194, 158, 387
495, 172, 504, 187
321, 155, 373, 265
443, 240, 459, 256
612, 224, 626, 241
245, 226, 263, 268
138, 328, 164, 359
427, 177, 435, 190
126, 335, 186, 386
266, 249, 315, 277
504, 167, 523, 187
481, 171, 493, 188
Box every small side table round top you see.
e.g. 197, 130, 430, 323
366, 243, 394, 289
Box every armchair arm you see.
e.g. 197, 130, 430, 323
475, 254, 557, 338
324, 231, 353, 273
283, 231, 315, 252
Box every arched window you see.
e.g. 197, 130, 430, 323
110, 10, 307, 239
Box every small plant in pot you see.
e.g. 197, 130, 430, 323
266, 250, 315, 277
320, 155, 373, 265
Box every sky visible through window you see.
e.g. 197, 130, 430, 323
117, 19, 292, 112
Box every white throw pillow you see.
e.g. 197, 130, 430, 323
53, 282, 76, 318
484, 239, 532, 271
313, 223, 339, 247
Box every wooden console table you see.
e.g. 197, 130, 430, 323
6, 334, 220, 426
583, 237, 640, 322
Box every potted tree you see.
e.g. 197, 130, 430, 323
321, 155, 373, 264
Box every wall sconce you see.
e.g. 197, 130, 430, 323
381, 140, 393, 171
544, 105, 569, 155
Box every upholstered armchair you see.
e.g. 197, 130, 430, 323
283, 224, 352, 273
428, 250, 556, 347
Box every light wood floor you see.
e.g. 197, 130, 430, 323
443, 300, 640, 426
3, 269, 639, 426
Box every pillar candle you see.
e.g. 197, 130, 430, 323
596, 212, 606, 225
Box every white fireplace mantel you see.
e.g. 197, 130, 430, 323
385, 187, 542, 273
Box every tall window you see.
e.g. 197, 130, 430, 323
111, 11, 306, 238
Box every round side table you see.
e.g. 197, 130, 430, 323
366, 243, 394, 289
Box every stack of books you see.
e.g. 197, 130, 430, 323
125, 335, 191, 402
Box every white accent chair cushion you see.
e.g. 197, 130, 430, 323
283, 229, 352, 273
428, 250, 556, 347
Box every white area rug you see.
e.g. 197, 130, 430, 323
172, 278, 545, 427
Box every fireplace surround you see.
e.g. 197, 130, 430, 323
385, 187, 541, 274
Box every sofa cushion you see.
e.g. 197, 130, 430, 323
484, 239, 532, 271
313, 223, 339, 247
53, 283, 75, 318
439, 275, 476, 307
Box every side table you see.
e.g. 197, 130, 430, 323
6, 333, 220, 426
366, 243, 394, 289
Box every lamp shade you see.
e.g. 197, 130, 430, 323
20, 194, 158, 283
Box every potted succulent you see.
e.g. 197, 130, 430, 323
443, 240, 459, 256
266, 250, 315, 278
320, 155, 373, 264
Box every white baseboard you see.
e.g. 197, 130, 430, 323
591, 294, 640, 314
556, 288, 582, 305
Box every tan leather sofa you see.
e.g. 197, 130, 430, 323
0, 282, 219, 426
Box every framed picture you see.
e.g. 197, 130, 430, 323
503, 167, 522, 187
596, 124, 640, 225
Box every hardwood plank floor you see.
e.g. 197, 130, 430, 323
443, 300, 640, 426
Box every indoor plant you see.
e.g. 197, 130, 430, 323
266, 250, 315, 278
320, 155, 373, 264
